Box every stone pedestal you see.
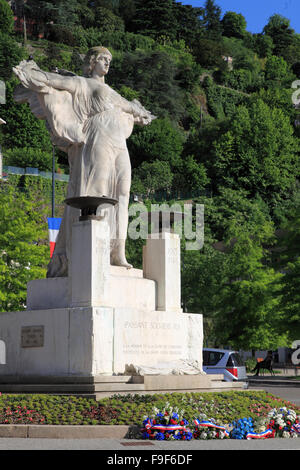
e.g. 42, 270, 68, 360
0, 307, 202, 377
143, 232, 181, 312
0, 215, 204, 383
70, 218, 110, 308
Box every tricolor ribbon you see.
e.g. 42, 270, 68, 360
193, 419, 230, 437
246, 429, 274, 439
291, 423, 300, 434
144, 419, 188, 433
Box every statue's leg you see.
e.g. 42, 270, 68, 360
110, 149, 132, 268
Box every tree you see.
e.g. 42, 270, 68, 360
274, 196, 300, 340
264, 55, 292, 83
26, 0, 80, 26
131, 159, 173, 196
0, 0, 14, 34
222, 11, 246, 39
109, 51, 186, 122
127, 117, 184, 169
200, 99, 299, 207
3, 147, 53, 171
173, 2, 204, 46
131, 0, 178, 41
212, 207, 286, 351
0, 32, 26, 80
203, 0, 222, 39
193, 38, 228, 68
263, 14, 295, 57
0, 80, 52, 152
0, 179, 49, 312
173, 155, 209, 194
94, 6, 124, 31
252, 34, 274, 58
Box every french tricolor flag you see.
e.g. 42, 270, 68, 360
47, 217, 62, 258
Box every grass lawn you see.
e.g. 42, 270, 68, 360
0, 390, 299, 426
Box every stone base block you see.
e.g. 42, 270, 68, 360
27, 266, 156, 311
0, 307, 203, 377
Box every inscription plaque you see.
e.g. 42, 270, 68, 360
21, 325, 44, 348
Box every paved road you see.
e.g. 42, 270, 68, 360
0, 436, 299, 451
248, 380, 300, 406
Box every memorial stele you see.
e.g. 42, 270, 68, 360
0, 48, 207, 395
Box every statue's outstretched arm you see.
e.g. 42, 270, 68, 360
13, 60, 76, 94
109, 87, 156, 126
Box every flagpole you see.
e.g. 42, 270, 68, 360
52, 145, 55, 218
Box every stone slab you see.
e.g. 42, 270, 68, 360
0, 307, 203, 378
27, 425, 129, 439
113, 309, 203, 374
27, 278, 69, 310
0, 375, 133, 384
27, 275, 156, 311
140, 374, 211, 391
0, 425, 28, 438
110, 266, 143, 278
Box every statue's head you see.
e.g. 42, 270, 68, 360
83, 46, 112, 77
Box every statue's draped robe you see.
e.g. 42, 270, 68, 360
14, 69, 134, 277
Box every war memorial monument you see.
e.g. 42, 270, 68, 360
0, 47, 231, 397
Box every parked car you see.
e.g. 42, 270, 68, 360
203, 348, 248, 385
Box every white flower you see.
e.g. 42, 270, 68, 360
282, 431, 290, 439
200, 432, 208, 440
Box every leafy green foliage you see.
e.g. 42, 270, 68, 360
0, 80, 52, 151
108, 50, 186, 121
213, 215, 285, 351
128, 117, 184, 168
131, 0, 177, 41
0, 33, 26, 80
222, 11, 247, 39
3, 147, 53, 172
274, 197, 300, 340
203, 0, 222, 39
195, 99, 298, 207
263, 14, 295, 58
0, 180, 49, 312
0, 0, 14, 34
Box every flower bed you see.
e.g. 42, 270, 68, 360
0, 391, 299, 429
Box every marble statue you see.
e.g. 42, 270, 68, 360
13, 47, 155, 277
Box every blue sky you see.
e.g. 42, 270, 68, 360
177, 0, 300, 34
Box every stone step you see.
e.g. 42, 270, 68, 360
0, 375, 133, 384
0, 382, 146, 393
109, 266, 143, 278
208, 374, 225, 381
